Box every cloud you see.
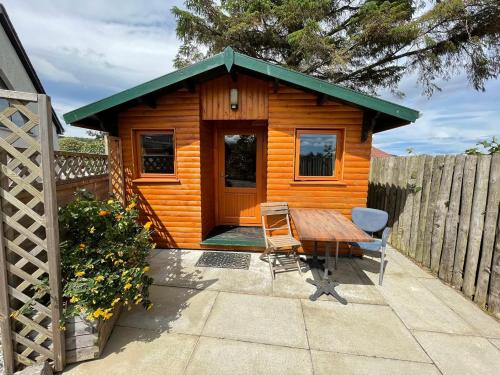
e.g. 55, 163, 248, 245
376, 74, 500, 155
29, 56, 79, 84
2, 0, 183, 134
2, 0, 499, 148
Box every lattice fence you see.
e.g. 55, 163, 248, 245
54, 151, 108, 183
106, 136, 125, 205
0, 89, 64, 374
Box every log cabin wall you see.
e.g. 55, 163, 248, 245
116, 75, 371, 252
267, 84, 370, 253
200, 121, 216, 237
118, 88, 203, 249
200, 74, 268, 120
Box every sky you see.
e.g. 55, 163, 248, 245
2, 0, 499, 155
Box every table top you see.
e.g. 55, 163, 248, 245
290, 208, 374, 243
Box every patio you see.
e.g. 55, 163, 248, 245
64, 247, 500, 375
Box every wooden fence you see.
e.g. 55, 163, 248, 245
54, 151, 109, 206
0, 89, 113, 374
0, 90, 64, 374
369, 154, 500, 317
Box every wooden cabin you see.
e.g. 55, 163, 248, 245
64, 47, 418, 253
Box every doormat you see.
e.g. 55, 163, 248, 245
195, 252, 251, 270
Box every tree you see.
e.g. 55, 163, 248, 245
172, 0, 499, 96
59, 131, 105, 154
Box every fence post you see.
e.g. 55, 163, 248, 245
0, 150, 15, 374
38, 94, 65, 370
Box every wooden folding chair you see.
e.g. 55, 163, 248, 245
260, 202, 302, 279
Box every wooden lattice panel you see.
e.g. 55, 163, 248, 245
54, 151, 108, 183
0, 90, 64, 374
106, 136, 125, 205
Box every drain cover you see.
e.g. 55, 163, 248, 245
196, 252, 251, 270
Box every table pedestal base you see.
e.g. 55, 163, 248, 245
306, 278, 347, 304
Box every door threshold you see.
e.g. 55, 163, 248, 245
201, 225, 266, 248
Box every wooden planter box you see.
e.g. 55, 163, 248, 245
64, 304, 122, 364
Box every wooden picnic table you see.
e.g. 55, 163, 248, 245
290, 208, 374, 301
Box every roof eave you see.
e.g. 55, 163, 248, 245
63, 47, 419, 127
63, 52, 226, 124
233, 52, 419, 123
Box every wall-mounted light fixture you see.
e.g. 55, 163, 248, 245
230, 88, 238, 110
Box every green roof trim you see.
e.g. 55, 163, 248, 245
64, 47, 419, 125
63, 52, 225, 124
234, 53, 419, 122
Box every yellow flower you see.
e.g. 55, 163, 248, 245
115, 214, 123, 221
147, 303, 153, 311
124, 283, 132, 290
91, 287, 98, 294
144, 221, 152, 230
114, 259, 123, 266
79, 243, 86, 250
127, 202, 136, 210
111, 297, 121, 307
135, 298, 143, 305
59, 325, 66, 332
75, 271, 85, 277
118, 251, 124, 257
122, 270, 128, 277
89, 226, 96, 234
70, 296, 79, 303
95, 275, 105, 282
134, 294, 142, 300
93, 308, 104, 318
107, 199, 114, 204
103, 311, 113, 320
143, 266, 150, 273
86, 314, 95, 321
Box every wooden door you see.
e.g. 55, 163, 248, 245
216, 126, 265, 225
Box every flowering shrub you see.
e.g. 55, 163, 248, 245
59, 190, 154, 322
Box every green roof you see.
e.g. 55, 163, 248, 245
63, 47, 419, 125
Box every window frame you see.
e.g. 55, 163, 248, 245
133, 129, 177, 179
294, 128, 345, 181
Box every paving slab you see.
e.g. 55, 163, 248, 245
273, 274, 386, 305
202, 292, 308, 348
149, 249, 219, 289
419, 278, 500, 338
117, 285, 218, 335
202, 255, 272, 295
414, 331, 500, 375
489, 338, 500, 350
311, 350, 440, 375
301, 300, 430, 362
379, 275, 476, 334
272, 261, 386, 305
185, 337, 313, 375
384, 247, 434, 278
63, 326, 197, 375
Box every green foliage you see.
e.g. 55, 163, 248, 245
59, 190, 155, 321
465, 136, 500, 155
59, 131, 105, 154
172, 0, 500, 96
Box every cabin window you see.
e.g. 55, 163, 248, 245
294, 129, 344, 180
135, 130, 175, 177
